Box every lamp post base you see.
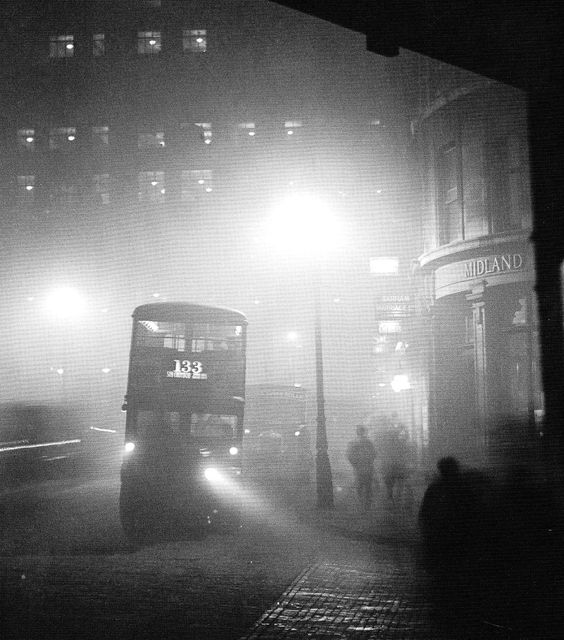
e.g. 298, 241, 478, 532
316, 450, 334, 510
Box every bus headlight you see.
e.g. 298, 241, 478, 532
204, 467, 221, 482
229, 446, 239, 456
124, 441, 135, 454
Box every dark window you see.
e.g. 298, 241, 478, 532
92, 126, 110, 149
437, 144, 462, 244
93, 174, 110, 204
92, 33, 105, 57
487, 135, 529, 233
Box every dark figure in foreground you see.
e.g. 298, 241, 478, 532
346, 425, 377, 510
418, 457, 493, 630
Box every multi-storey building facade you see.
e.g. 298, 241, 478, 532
0, 0, 415, 461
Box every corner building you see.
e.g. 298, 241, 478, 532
411, 64, 542, 466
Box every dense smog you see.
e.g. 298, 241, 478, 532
1, 1, 562, 639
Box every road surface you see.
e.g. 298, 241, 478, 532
0, 471, 390, 640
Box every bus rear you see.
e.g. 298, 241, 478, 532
119, 302, 247, 539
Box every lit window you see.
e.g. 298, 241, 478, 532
180, 122, 213, 145
93, 174, 110, 204
238, 122, 256, 139
92, 33, 105, 57
284, 120, 302, 136
50, 35, 74, 58
183, 29, 207, 53
49, 127, 77, 150
138, 31, 161, 54
138, 171, 165, 203
138, 131, 165, 149
18, 129, 36, 150
17, 175, 35, 202
181, 169, 213, 201
378, 320, 402, 334
195, 122, 213, 144
369, 257, 399, 275
92, 126, 110, 149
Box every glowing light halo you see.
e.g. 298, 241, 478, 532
43, 287, 86, 320
264, 193, 342, 257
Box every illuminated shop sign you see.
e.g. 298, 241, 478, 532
167, 360, 208, 380
374, 295, 412, 318
464, 254, 523, 278
434, 250, 530, 299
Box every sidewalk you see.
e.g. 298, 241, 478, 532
239, 478, 564, 639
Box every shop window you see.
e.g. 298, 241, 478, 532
138, 31, 161, 54
49, 127, 77, 150
50, 35, 74, 58
138, 171, 165, 202
183, 29, 207, 53
437, 144, 462, 244
92, 33, 105, 57
17, 129, 36, 151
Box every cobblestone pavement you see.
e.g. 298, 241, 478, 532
238, 484, 560, 640
240, 559, 434, 640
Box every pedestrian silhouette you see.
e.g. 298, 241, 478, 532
418, 456, 494, 629
379, 420, 410, 502
346, 425, 377, 511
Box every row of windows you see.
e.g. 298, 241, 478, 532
436, 134, 531, 241
48, 29, 207, 58
13, 121, 308, 151
13, 170, 214, 205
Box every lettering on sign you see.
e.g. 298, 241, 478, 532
166, 360, 208, 380
464, 254, 523, 279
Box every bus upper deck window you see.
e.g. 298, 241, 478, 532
191, 323, 243, 353
136, 321, 187, 351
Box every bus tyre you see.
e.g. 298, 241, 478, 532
119, 485, 150, 543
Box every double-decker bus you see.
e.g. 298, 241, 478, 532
119, 302, 247, 539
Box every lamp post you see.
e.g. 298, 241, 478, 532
264, 193, 340, 509
313, 285, 334, 509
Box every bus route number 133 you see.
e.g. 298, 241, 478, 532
167, 360, 208, 380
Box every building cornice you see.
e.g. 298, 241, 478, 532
418, 230, 532, 270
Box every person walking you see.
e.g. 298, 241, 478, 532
346, 425, 377, 511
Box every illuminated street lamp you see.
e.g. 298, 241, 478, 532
264, 193, 342, 509
43, 287, 86, 321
